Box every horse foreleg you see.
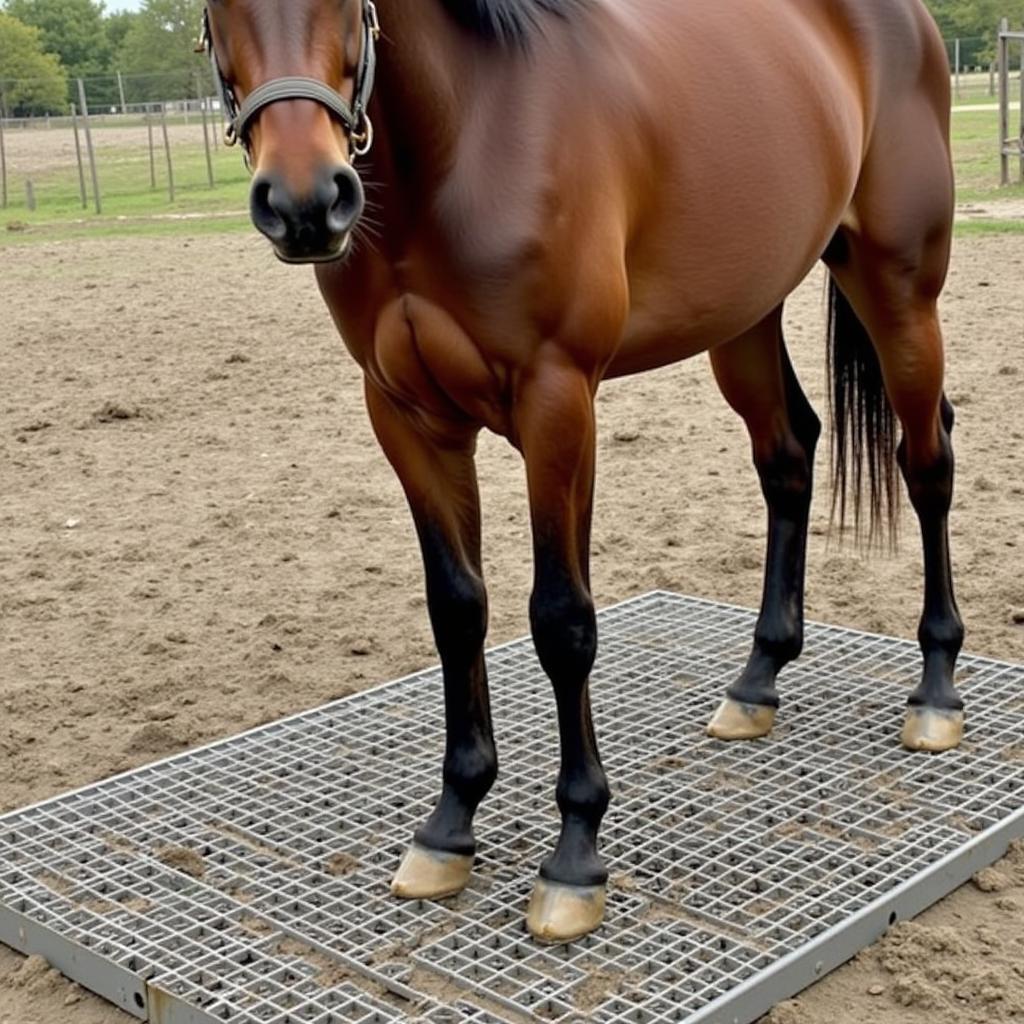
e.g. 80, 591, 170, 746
364, 383, 497, 900
516, 361, 610, 943
706, 310, 821, 741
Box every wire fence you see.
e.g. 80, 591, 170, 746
1, 33, 1023, 220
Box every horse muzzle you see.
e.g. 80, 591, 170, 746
249, 163, 364, 264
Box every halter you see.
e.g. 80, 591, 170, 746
198, 1, 380, 159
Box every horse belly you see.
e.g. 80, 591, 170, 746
604, 5, 864, 378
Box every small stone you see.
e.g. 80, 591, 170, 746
613, 429, 641, 444
64, 518, 80, 529
1011, 609, 1024, 625
64, 992, 80, 1006
868, 984, 886, 996
973, 868, 1011, 893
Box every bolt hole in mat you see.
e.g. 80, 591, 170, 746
2, 592, 1024, 1024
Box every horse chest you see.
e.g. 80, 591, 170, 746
369, 294, 514, 436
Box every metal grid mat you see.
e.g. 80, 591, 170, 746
3, 591, 1024, 1024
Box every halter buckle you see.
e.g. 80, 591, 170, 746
366, 1, 381, 41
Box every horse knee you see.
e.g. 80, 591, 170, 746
428, 571, 487, 667
530, 587, 597, 684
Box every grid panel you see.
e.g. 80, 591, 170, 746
1, 592, 1023, 1024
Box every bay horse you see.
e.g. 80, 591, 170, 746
201, 0, 964, 943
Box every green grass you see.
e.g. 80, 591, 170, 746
1, 126, 251, 243
1, 105, 1023, 247
950, 107, 1024, 200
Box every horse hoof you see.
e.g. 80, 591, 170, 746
901, 706, 964, 752
390, 843, 473, 900
707, 698, 776, 740
526, 878, 606, 944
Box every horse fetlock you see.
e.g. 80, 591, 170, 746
444, 740, 498, 805
555, 769, 611, 823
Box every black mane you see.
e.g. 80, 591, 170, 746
440, 0, 585, 47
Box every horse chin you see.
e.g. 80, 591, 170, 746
272, 234, 352, 266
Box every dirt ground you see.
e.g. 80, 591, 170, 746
1, 229, 1022, 1023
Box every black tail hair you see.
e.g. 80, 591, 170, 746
827, 277, 900, 547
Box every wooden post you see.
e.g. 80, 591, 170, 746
25, 179, 36, 211
116, 71, 128, 116
70, 101, 88, 209
161, 103, 175, 202
954, 38, 961, 101
0, 90, 7, 210
1019, 40, 1024, 183
990, 62, 996, 98
76, 78, 102, 214
147, 105, 156, 190
197, 76, 214, 188
999, 21, 1010, 186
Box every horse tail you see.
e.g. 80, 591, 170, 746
826, 276, 900, 546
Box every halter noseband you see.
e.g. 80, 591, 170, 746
198, 1, 380, 159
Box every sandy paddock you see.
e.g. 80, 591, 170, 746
0, 230, 1022, 1023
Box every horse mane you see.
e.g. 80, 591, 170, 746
439, 0, 587, 47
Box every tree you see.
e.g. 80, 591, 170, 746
104, 10, 138, 57
0, 12, 68, 115
923, 0, 1024, 65
5, 0, 110, 79
115, 0, 207, 103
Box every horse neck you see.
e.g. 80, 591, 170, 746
367, 1, 467, 194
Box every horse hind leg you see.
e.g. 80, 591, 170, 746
706, 307, 821, 741
826, 101, 964, 752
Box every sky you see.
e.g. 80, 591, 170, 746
104, 0, 144, 10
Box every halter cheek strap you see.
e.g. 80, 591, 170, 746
200, 0, 379, 158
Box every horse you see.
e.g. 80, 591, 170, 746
201, 0, 964, 943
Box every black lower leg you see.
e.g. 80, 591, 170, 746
413, 521, 497, 857
729, 354, 821, 708
902, 397, 964, 711
531, 562, 609, 889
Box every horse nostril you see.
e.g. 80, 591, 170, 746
250, 174, 288, 242
325, 166, 364, 235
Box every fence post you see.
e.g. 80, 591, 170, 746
147, 105, 157, 190
954, 38, 961, 101
0, 90, 7, 211
76, 78, 102, 214
161, 103, 176, 202
197, 75, 215, 188
990, 62, 996, 98
116, 71, 128, 116
999, 20, 1010, 186
25, 179, 36, 211
70, 101, 88, 209
1019, 39, 1024, 183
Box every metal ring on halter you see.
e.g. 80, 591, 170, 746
351, 116, 374, 158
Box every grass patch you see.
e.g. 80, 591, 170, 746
953, 217, 1024, 235
950, 107, 1024, 197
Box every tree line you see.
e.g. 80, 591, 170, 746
1, 0, 1024, 117
0, 0, 206, 115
